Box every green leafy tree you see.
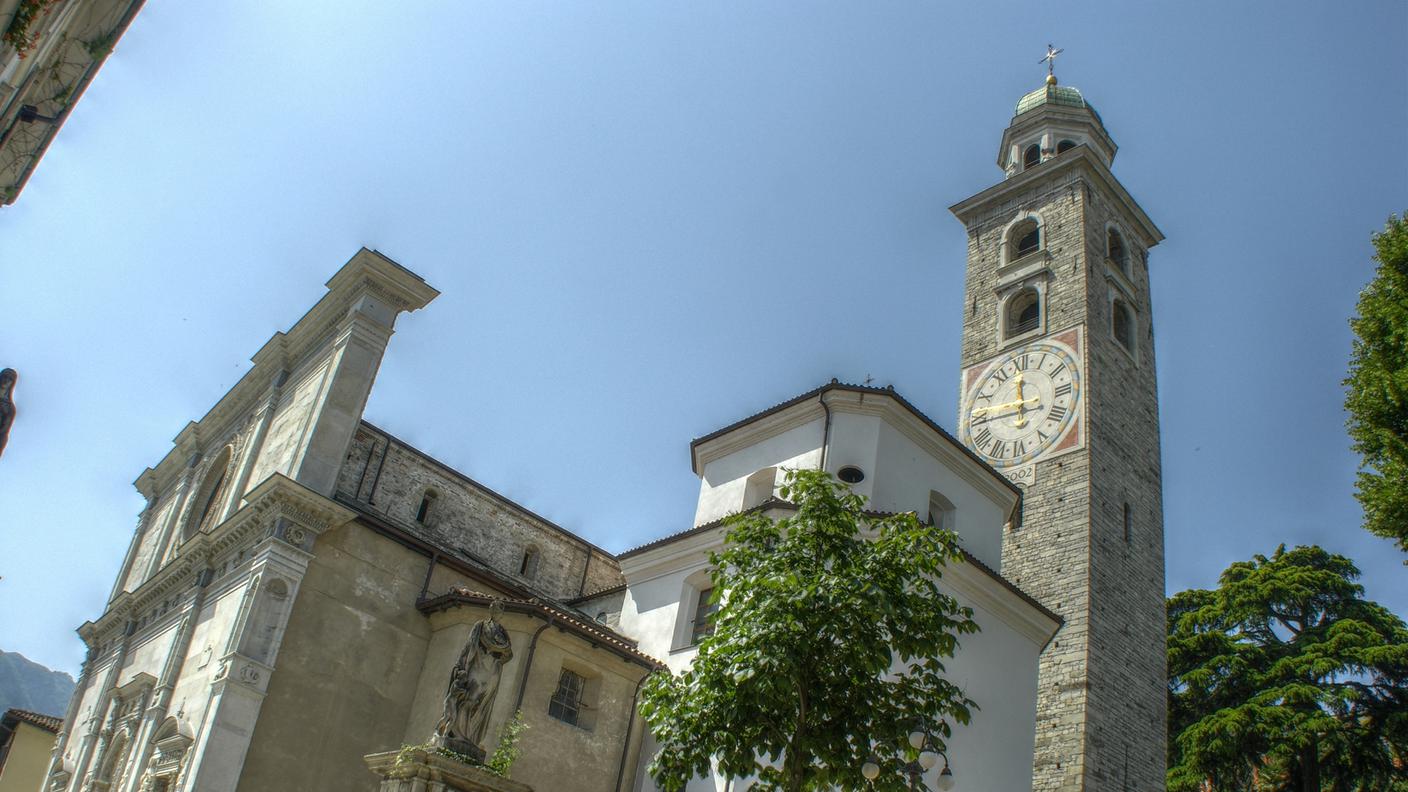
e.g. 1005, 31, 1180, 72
638, 468, 979, 792
1346, 213, 1408, 557
1166, 545, 1408, 791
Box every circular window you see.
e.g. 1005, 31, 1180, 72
837, 466, 866, 484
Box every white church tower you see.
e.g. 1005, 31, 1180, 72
949, 65, 1168, 790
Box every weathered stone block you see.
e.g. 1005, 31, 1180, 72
365, 748, 533, 792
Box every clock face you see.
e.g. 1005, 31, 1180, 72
961, 339, 1082, 468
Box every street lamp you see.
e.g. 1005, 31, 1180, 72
910, 720, 955, 791
861, 722, 955, 791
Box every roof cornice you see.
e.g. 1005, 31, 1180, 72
688, 382, 1022, 526
417, 590, 664, 670
138, 249, 437, 495
950, 146, 1164, 248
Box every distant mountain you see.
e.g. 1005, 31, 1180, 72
0, 650, 74, 719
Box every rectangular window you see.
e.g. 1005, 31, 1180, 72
548, 669, 585, 727
1123, 503, 1132, 543
691, 587, 718, 645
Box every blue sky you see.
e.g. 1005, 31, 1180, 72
1, 1, 1404, 676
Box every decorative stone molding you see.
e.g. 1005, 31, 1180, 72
79, 475, 353, 645
133, 249, 437, 498
364, 749, 533, 792
137, 731, 190, 792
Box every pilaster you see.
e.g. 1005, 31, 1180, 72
178, 478, 354, 792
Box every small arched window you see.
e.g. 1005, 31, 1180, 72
1023, 144, 1041, 170
1107, 228, 1129, 274
415, 490, 437, 523
1005, 289, 1042, 339
691, 586, 718, 645
1009, 217, 1040, 261
742, 467, 777, 510
1112, 299, 1135, 353
519, 545, 540, 578
1057, 139, 1077, 154
675, 568, 716, 650
927, 491, 957, 532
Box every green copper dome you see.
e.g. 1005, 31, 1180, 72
1015, 81, 1103, 126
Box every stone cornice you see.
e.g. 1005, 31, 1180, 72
950, 146, 1163, 248
418, 591, 664, 670
692, 401, 825, 475
81, 475, 354, 642
617, 521, 727, 582
135, 249, 437, 494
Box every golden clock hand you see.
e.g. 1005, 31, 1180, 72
972, 393, 1040, 417
1012, 371, 1030, 428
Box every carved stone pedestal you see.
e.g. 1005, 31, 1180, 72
364, 748, 533, 792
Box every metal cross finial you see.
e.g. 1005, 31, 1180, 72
1040, 44, 1064, 77
864, 374, 874, 387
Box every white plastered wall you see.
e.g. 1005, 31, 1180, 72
692, 408, 1006, 569
619, 537, 1048, 791
693, 418, 824, 527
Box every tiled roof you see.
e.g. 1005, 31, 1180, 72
617, 498, 785, 558
418, 589, 664, 670
4, 708, 62, 733
567, 583, 627, 604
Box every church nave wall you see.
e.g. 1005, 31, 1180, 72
336, 423, 624, 603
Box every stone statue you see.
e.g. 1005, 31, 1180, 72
433, 599, 513, 762
0, 368, 15, 460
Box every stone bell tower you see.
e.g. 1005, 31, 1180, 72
948, 66, 1167, 791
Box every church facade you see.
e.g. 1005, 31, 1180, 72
44, 75, 1165, 792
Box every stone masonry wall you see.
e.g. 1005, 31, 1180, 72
335, 423, 624, 603
1079, 189, 1168, 791
956, 159, 1165, 791
958, 169, 1096, 791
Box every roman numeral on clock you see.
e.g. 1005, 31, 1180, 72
1048, 404, 1068, 423
974, 428, 993, 451
1054, 382, 1072, 397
